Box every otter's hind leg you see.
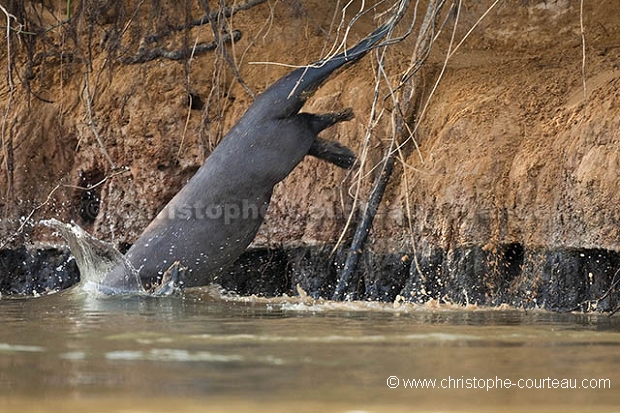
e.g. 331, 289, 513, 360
309, 138, 357, 169
305, 108, 356, 169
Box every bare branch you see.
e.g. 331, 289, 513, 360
119, 29, 242, 64
0, 5, 17, 217
199, 0, 254, 98
83, 72, 116, 169
144, 0, 267, 44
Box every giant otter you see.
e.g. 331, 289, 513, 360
100, 15, 400, 293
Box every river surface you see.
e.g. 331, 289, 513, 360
0, 287, 619, 413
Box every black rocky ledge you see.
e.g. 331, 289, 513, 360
1, 244, 618, 312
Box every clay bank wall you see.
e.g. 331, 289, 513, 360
0, 1, 618, 311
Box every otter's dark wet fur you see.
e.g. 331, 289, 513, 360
101, 19, 398, 293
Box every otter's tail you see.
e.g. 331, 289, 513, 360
252, 2, 408, 118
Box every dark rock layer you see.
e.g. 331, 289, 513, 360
2, 246, 618, 313
0, 247, 79, 295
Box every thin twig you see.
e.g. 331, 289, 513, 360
332, 0, 416, 257
580, 0, 587, 116
64, 167, 130, 191
333, 0, 453, 300
177, 11, 204, 159
0, 5, 17, 218
593, 267, 620, 304
83, 71, 116, 169
333, 0, 429, 300
200, 0, 254, 97
383, 0, 458, 163
393, 0, 501, 156
0, 183, 61, 249
333, 138, 397, 300
448, 0, 500, 59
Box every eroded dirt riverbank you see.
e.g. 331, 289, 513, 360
0, 1, 618, 310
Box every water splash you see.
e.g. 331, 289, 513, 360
41, 219, 174, 296
42, 219, 144, 295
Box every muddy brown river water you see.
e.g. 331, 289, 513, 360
0, 287, 619, 412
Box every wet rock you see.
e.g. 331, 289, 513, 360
400, 247, 446, 303
287, 246, 338, 299
220, 244, 620, 313
360, 251, 410, 302
520, 248, 620, 312
1, 244, 618, 313
219, 249, 289, 296
0, 247, 80, 295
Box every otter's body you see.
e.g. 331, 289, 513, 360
101, 20, 396, 292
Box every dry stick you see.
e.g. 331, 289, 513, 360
394, 0, 452, 284
389, 0, 498, 158
333, 143, 396, 300
390, 0, 461, 159
83, 71, 116, 169
332, 0, 447, 301
121, 0, 147, 38
289, 0, 412, 100
331, 45, 392, 300
396, 133, 424, 282
177, 25, 204, 159
200, 0, 254, 98
331, 0, 417, 300
340, 0, 419, 206
145, 0, 268, 44
400, 0, 447, 84
0, 6, 17, 216
355, 0, 499, 303
583, 267, 620, 315
337, 0, 431, 221
333, 0, 424, 221
119, 29, 242, 64
579, 0, 587, 117
0, 183, 62, 249
332, 64, 385, 260
331, 0, 415, 258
